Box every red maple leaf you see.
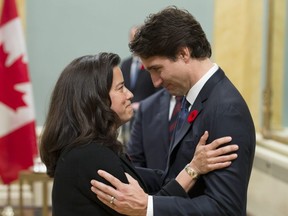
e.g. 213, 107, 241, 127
0, 45, 29, 111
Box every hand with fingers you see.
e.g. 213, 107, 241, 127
189, 130, 238, 175
90, 131, 238, 215
91, 171, 148, 216
175, 131, 238, 192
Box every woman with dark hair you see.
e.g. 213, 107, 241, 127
40, 52, 238, 215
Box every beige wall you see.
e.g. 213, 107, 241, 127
270, 0, 286, 130
213, 0, 286, 132
213, 0, 264, 131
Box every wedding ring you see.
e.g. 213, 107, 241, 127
110, 196, 115, 204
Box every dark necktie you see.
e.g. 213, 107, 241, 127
169, 96, 183, 142
174, 97, 190, 136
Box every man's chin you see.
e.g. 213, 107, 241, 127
166, 89, 176, 96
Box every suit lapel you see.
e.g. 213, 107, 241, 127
170, 101, 203, 153
169, 68, 225, 153
160, 90, 171, 138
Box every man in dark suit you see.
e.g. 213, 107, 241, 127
91, 6, 255, 216
120, 26, 160, 143
121, 55, 158, 106
127, 89, 177, 170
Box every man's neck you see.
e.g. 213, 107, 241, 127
190, 58, 214, 81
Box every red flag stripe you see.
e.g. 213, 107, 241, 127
0, 122, 37, 184
0, 0, 18, 26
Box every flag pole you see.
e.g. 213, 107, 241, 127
1, 184, 15, 216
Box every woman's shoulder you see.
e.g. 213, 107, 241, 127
69, 142, 118, 159
73, 142, 128, 183
58, 142, 124, 176
58, 142, 120, 167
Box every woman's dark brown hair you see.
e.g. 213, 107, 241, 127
40, 53, 124, 177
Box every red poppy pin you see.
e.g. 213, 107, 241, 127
139, 64, 145, 70
187, 110, 198, 123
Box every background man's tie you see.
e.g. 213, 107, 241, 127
169, 96, 183, 142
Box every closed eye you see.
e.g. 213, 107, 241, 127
116, 82, 125, 91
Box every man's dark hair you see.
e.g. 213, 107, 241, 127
130, 6, 211, 60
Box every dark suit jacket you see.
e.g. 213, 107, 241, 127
143, 68, 256, 215
121, 56, 159, 103
127, 89, 171, 170
52, 142, 187, 216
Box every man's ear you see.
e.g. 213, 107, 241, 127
177, 47, 190, 62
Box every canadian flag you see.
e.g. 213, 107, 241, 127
0, 0, 38, 184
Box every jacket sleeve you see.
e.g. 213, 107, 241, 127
156, 179, 188, 197
136, 166, 189, 198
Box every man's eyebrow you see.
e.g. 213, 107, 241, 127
146, 65, 161, 71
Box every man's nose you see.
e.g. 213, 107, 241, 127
151, 74, 162, 88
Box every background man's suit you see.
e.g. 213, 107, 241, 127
120, 56, 160, 144
121, 56, 158, 103
127, 89, 171, 170
138, 68, 256, 215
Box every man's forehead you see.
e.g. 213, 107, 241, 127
141, 56, 165, 65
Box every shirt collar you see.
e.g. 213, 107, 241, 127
186, 63, 219, 106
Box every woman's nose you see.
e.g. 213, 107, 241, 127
126, 87, 134, 99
